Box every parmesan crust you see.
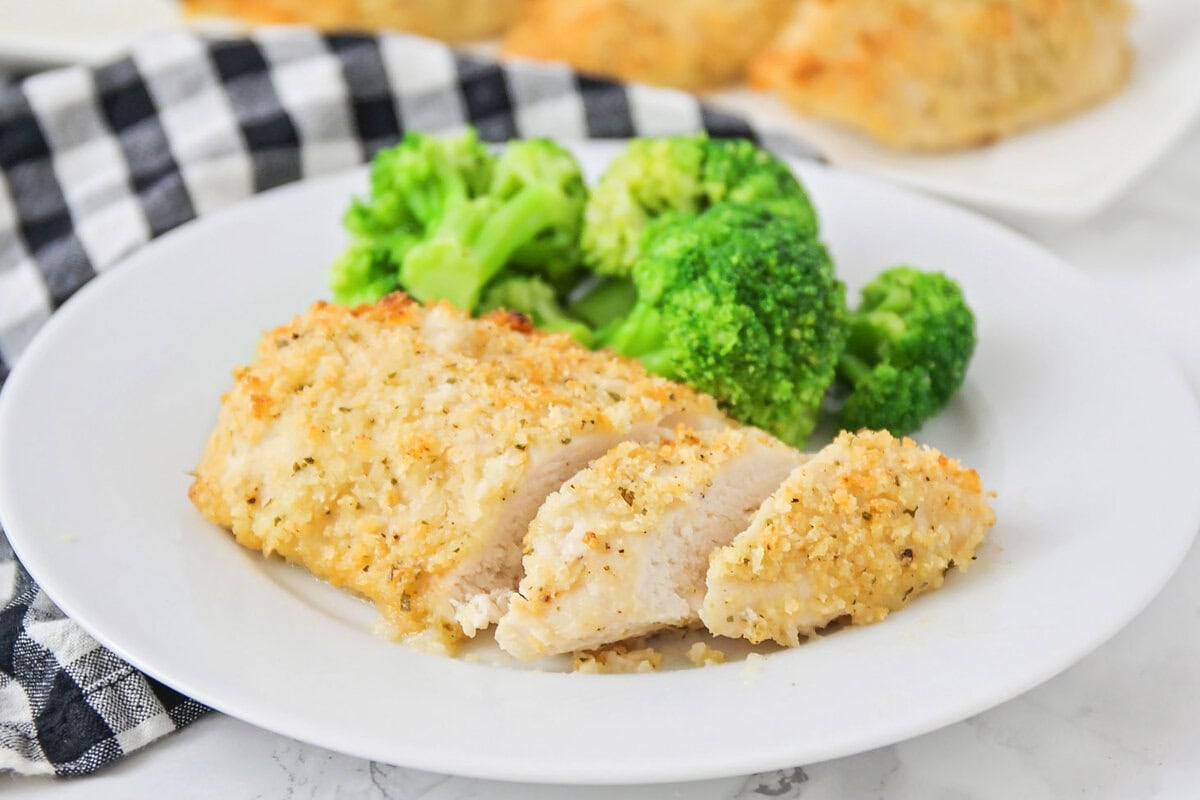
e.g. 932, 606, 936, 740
189, 295, 723, 653
701, 430, 996, 646
573, 641, 663, 674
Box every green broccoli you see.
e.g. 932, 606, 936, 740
328, 240, 407, 307
479, 275, 595, 346
330, 131, 588, 311
401, 138, 588, 309
329, 129, 493, 305
581, 134, 818, 277
597, 203, 845, 447
836, 266, 976, 436
493, 139, 589, 291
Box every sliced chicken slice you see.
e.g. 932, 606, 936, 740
495, 427, 802, 661
701, 429, 996, 646
189, 295, 726, 654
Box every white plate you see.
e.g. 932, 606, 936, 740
709, 0, 1200, 223
2, 143, 1199, 784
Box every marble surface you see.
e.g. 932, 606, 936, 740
5, 122, 1199, 800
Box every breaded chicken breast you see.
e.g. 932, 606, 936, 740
496, 427, 801, 660
183, 0, 522, 41
750, 0, 1132, 149
701, 430, 995, 646
503, 0, 798, 91
189, 295, 724, 653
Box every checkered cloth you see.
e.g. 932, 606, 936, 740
0, 28, 816, 777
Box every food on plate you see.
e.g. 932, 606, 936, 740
181, 0, 522, 41
188, 294, 724, 653
836, 267, 976, 436
591, 202, 845, 447
191, 290, 995, 665
331, 131, 860, 447
330, 130, 587, 310
580, 133, 816, 278
750, 0, 1134, 150
702, 430, 995, 646
502, 0, 799, 91
192, 126, 996, 665
495, 428, 803, 660
328, 130, 984, 445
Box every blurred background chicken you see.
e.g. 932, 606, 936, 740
180, 0, 1134, 150
750, 0, 1134, 149
184, 0, 523, 42
502, 0, 799, 92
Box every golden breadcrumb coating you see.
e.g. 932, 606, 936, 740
189, 294, 721, 653
750, 0, 1133, 150
702, 430, 996, 646
503, 0, 798, 91
573, 641, 662, 673
495, 427, 800, 660
182, 0, 522, 41
685, 641, 727, 667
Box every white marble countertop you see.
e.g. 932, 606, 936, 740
6, 121, 1199, 800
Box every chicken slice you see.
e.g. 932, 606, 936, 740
495, 427, 802, 661
189, 295, 725, 653
701, 430, 995, 646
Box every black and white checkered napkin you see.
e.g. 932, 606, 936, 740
0, 28, 816, 776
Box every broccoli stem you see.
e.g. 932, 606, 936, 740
404, 184, 571, 311
840, 312, 905, 387
533, 314, 594, 347
836, 351, 874, 386
867, 283, 914, 314
603, 302, 674, 374
521, 300, 594, 347
845, 310, 906, 361
473, 184, 567, 277
568, 277, 638, 330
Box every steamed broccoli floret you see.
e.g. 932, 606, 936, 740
330, 131, 587, 310
581, 134, 818, 277
399, 138, 586, 309
494, 139, 589, 290
598, 203, 845, 446
329, 240, 407, 306
344, 128, 493, 259
836, 266, 976, 435
330, 129, 493, 305
354, 127, 493, 234
479, 275, 594, 346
